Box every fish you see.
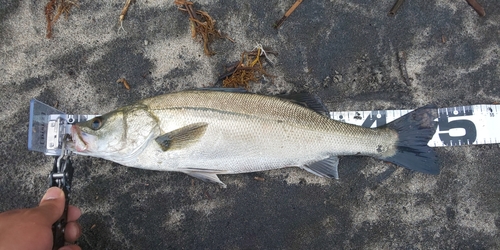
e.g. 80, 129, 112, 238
68, 89, 439, 187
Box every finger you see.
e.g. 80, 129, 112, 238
59, 245, 81, 250
67, 205, 82, 222
31, 187, 65, 226
64, 221, 82, 243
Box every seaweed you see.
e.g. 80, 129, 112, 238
220, 45, 276, 89
119, 0, 135, 32
175, 0, 223, 56
274, 0, 303, 29
45, 0, 78, 39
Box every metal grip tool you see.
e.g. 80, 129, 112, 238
28, 99, 96, 249
48, 139, 74, 250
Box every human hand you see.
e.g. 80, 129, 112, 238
0, 187, 82, 250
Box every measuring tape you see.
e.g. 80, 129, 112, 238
330, 104, 500, 147
29, 99, 500, 156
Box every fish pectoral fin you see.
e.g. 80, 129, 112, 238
184, 171, 227, 188
155, 122, 208, 151
302, 156, 340, 179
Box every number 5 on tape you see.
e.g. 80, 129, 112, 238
330, 105, 500, 147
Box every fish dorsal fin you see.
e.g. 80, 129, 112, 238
155, 122, 208, 151
183, 171, 227, 188
302, 156, 339, 179
197, 87, 248, 93
280, 93, 330, 117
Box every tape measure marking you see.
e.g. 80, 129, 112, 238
330, 105, 500, 147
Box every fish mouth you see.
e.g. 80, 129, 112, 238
68, 125, 89, 152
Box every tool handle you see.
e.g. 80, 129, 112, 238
49, 156, 74, 250
51, 187, 69, 250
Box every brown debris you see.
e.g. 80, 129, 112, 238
220, 45, 276, 89
388, 0, 405, 16
175, 0, 223, 56
119, 0, 135, 32
116, 78, 130, 90
397, 51, 411, 86
204, 190, 213, 200
466, 0, 485, 17
254, 176, 265, 182
274, 0, 303, 28
45, 0, 56, 38
45, 0, 78, 39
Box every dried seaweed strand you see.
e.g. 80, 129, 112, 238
221, 47, 274, 89
54, 0, 78, 22
119, 0, 135, 32
466, 0, 485, 17
45, 0, 78, 39
274, 0, 303, 28
175, 0, 222, 56
45, 0, 57, 38
190, 11, 221, 55
388, 0, 405, 16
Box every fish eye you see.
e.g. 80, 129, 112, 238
90, 117, 103, 130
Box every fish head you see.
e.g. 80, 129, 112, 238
68, 104, 159, 160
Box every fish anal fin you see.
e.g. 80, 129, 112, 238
155, 122, 208, 151
184, 171, 227, 188
302, 156, 339, 179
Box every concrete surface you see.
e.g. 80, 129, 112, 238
1, 0, 499, 249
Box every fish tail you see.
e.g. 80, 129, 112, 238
381, 105, 439, 174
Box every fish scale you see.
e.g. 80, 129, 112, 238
147, 108, 330, 172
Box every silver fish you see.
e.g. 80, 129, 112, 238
68, 90, 439, 187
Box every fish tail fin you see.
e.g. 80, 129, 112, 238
381, 105, 439, 175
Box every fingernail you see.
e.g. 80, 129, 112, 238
42, 187, 63, 201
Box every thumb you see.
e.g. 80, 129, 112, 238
32, 187, 66, 226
